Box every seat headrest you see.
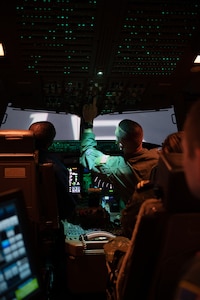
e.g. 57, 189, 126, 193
0, 130, 35, 153
154, 152, 200, 213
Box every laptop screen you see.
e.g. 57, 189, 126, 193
0, 188, 42, 299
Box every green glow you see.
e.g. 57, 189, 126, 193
15, 278, 39, 300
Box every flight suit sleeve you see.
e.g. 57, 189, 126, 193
80, 131, 137, 201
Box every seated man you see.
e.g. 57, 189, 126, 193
121, 130, 184, 238
173, 99, 200, 300
80, 98, 159, 212
29, 121, 77, 221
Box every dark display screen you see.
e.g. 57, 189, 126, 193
0, 189, 41, 299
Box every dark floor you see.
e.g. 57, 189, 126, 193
68, 292, 107, 300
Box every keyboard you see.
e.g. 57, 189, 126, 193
62, 221, 93, 240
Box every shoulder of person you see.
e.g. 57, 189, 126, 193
146, 147, 160, 157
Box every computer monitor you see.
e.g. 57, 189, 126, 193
65, 161, 119, 211
0, 188, 42, 299
81, 166, 120, 212
67, 166, 81, 194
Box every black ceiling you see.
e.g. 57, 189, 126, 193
1, 0, 200, 116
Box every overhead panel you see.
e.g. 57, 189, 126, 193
2, 0, 200, 114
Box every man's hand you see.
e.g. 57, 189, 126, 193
82, 97, 98, 123
136, 180, 150, 190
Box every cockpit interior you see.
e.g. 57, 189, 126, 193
1, 1, 200, 300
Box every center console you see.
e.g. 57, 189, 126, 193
48, 140, 122, 295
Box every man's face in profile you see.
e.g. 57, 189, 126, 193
183, 137, 200, 199
115, 126, 123, 151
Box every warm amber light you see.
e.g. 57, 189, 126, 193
194, 55, 200, 64
0, 43, 5, 56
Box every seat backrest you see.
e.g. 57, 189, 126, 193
116, 211, 200, 300
0, 130, 60, 229
114, 152, 200, 300
0, 130, 40, 222
147, 213, 200, 300
115, 199, 165, 300
37, 163, 60, 229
